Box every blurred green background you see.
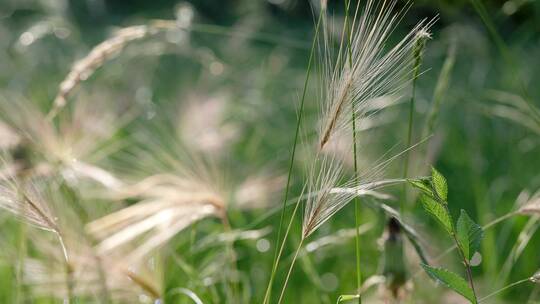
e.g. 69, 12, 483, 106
0, 0, 539, 303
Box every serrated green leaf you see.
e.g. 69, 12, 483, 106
421, 264, 476, 303
420, 194, 453, 234
408, 178, 434, 197
456, 210, 484, 261
431, 167, 448, 201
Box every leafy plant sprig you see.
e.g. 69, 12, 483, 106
409, 168, 484, 304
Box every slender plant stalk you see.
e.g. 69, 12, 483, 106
15, 175, 30, 304
262, 11, 324, 304
220, 213, 240, 303
402, 35, 426, 210
412, 210, 520, 280
451, 232, 478, 301
277, 238, 305, 304
479, 278, 530, 303
266, 195, 304, 303
55, 232, 75, 304
343, 0, 362, 302
441, 204, 478, 302
15, 221, 26, 304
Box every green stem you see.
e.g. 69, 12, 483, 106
221, 213, 240, 303
452, 232, 478, 303
277, 238, 305, 304
402, 52, 422, 210
342, 0, 362, 302
262, 11, 324, 304
412, 210, 520, 279
15, 221, 26, 304
444, 203, 478, 303
479, 278, 530, 303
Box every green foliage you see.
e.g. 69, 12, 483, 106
431, 167, 448, 202
414, 168, 484, 303
421, 264, 476, 304
456, 210, 484, 262
0, 0, 539, 303
419, 194, 453, 234
408, 178, 434, 197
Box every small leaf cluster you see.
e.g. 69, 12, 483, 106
409, 168, 484, 304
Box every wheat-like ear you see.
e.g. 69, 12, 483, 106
0, 172, 58, 233
318, 0, 435, 149
301, 153, 406, 239
302, 154, 347, 239
49, 20, 181, 119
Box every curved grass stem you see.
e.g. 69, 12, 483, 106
277, 238, 305, 304
343, 0, 363, 302
479, 278, 530, 303
262, 10, 324, 304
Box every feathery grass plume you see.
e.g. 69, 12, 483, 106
86, 173, 225, 262
278, 148, 408, 302
0, 171, 76, 301
301, 152, 407, 239
86, 105, 233, 263
0, 94, 128, 189
317, 0, 435, 150
302, 0, 436, 239
0, 167, 60, 235
301, 137, 426, 240
302, 154, 354, 239
320, 94, 403, 167
48, 19, 188, 119
23, 231, 162, 303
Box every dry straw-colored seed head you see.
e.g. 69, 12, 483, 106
49, 19, 181, 119
0, 96, 126, 189
0, 172, 58, 233
317, 0, 435, 149
24, 231, 162, 302
87, 173, 226, 263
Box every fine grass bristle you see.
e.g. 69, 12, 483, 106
0, 1, 539, 303
317, 0, 435, 150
